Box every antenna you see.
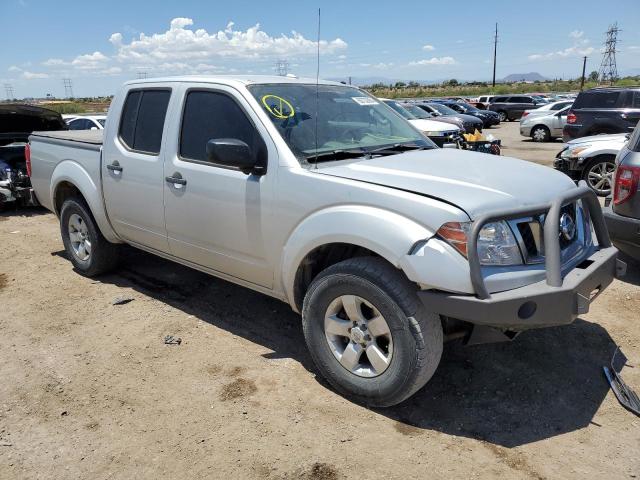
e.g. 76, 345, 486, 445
313, 8, 321, 167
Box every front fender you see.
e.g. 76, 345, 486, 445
280, 205, 433, 310
51, 160, 121, 243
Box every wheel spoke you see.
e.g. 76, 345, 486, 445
68, 231, 80, 243
84, 239, 92, 255
341, 295, 364, 323
367, 315, 390, 337
325, 314, 351, 338
366, 344, 390, 374
340, 342, 363, 372
77, 243, 86, 259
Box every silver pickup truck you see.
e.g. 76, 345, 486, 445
29, 76, 623, 407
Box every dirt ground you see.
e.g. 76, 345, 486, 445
1, 122, 639, 479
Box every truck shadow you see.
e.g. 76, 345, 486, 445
85, 245, 617, 449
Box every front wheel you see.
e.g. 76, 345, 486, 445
582, 157, 616, 197
60, 197, 119, 276
302, 257, 443, 407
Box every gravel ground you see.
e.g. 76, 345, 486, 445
1, 122, 639, 479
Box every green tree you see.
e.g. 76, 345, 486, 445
588, 71, 599, 82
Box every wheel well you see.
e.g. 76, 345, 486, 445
532, 124, 550, 132
581, 154, 616, 173
54, 181, 84, 215
292, 243, 384, 312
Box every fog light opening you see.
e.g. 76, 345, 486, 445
518, 301, 537, 320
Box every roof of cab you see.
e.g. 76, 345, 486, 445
123, 75, 345, 88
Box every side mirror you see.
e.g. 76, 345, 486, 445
206, 138, 258, 175
90, 126, 98, 130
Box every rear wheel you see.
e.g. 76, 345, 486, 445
531, 125, 551, 142
582, 157, 616, 197
60, 197, 119, 276
497, 110, 507, 122
302, 257, 443, 407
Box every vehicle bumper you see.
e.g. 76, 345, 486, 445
519, 125, 532, 137
418, 246, 622, 330
603, 205, 640, 259
553, 156, 582, 180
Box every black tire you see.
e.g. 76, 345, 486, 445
531, 125, 551, 142
302, 257, 443, 407
60, 197, 119, 276
581, 156, 616, 197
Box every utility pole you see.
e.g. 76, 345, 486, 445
580, 56, 587, 90
598, 23, 620, 85
274, 59, 289, 76
4, 83, 14, 100
62, 78, 74, 99
492, 23, 498, 88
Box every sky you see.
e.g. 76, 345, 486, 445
1, 0, 639, 98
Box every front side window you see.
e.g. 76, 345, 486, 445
118, 89, 171, 154
180, 90, 262, 164
248, 84, 432, 162
68, 119, 89, 130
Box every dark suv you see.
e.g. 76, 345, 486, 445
488, 95, 545, 122
604, 122, 640, 260
564, 86, 640, 142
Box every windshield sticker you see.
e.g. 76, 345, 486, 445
261, 95, 295, 119
352, 96, 379, 106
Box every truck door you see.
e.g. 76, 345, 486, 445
102, 88, 172, 253
162, 85, 276, 288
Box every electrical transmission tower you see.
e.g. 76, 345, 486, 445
274, 59, 289, 76
63, 78, 74, 98
4, 84, 14, 100
598, 23, 620, 85
137, 71, 148, 79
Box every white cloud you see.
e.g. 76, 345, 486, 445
72, 51, 109, 70
422, 44, 435, 51
629, 45, 640, 51
42, 58, 68, 66
8, 65, 22, 72
22, 71, 49, 79
358, 62, 394, 70
528, 33, 594, 61
408, 56, 456, 66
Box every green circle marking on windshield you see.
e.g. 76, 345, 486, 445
261, 95, 295, 119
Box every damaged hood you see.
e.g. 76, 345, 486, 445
315, 148, 577, 219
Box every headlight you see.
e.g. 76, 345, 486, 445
436, 221, 523, 266
561, 144, 591, 159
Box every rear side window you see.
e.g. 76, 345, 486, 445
180, 90, 262, 164
573, 91, 621, 109
493, 96, 508, 103
629, 123, 640, 152
118, 89, 171, 154
625, 91, 640, 108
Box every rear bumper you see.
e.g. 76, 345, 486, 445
604, 205, 640, 259
418, 246, 622, 330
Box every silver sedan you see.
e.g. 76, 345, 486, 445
520, 106, 570, 142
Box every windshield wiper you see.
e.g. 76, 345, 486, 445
305, 148, 368, 163
364, 143, 431, 155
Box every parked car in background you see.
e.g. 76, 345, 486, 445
0, 104, 67, 206
554, 132, 628, 196
434, 100, 500, 127
28, 75, 622, 407
381, 99, 461, 147
604, 123, 640, 261
521, 100, 574, 120
414, 102, 483, 133
563, 86, 640, 141
520, 106, 570, 142
67, 115, 107, 130
399, 102, 465, 131
475, 95, 496, 109
489, 95, 545, 122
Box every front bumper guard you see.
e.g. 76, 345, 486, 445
419, 181, 625, 329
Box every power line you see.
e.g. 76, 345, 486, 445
62, 78, 74, 99
4, 84, 14, 100
492, 23, 498, 87
598, 23, 620, 85
274, 59, 289, 76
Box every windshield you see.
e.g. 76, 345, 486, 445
382, 100, 415, 120
427, 103, 459, 116
248, 83, 432, 162
401, 104, 432, 119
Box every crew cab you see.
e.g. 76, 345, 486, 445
29, 76, 623, 407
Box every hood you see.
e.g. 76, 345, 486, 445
567, 133, 628, 146
409, 118, 458, 133
314, 149, 576, 219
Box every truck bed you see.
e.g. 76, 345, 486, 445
30, 129, 103, 146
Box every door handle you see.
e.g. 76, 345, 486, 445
165, 173, 187, 187
106, 161, 123, 173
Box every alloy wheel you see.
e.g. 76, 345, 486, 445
68, 213, 91, 261
586, 161, 616, 196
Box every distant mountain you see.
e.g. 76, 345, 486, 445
502, 72, 547, 82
